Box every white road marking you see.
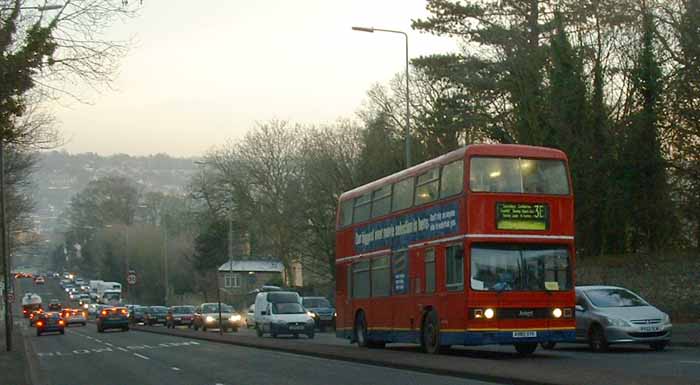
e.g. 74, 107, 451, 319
171, 367, 181, 371
679, 361, 700, 364
104, 342, 114, 347
117, 347, 129, 352
133, 353, 150, 360
94, 339, 103, 343
85, 336, 94, 340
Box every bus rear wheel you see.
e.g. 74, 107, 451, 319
421, 310, 442, 354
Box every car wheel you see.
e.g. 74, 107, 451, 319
650, 341, 668, 351
541, 341, 557, 350
232, 327, 238, 333
223, 327, 229, 333
97, 325, 103, 333
293, 333, 299, 338
36, 330, 41, 337
256, 326, 263, 337
589, 325, 609, 353
60, 329, 65, 335
354, 311, 369, 348
202, 325, 207, 332
421, 310, 441, 354
271, 332, 277, 338
82, 323, 86, 327
514, 343, 538, 355
307, 332, 315, 339
123, 326, 129, 332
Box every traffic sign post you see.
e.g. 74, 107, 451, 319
127, 270, 137, 286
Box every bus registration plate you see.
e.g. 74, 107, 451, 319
513, 331, 537, 338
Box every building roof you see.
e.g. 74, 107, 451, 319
218, 260, 284, 273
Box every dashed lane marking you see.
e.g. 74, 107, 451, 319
94, 339, 103, 343
104, 342, 114, 347
171, 367, 181, 371
133, 353, 150, 360
117, 347, 129, 352
679, 361, 700, 364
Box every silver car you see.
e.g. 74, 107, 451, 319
573, 285, 671, 352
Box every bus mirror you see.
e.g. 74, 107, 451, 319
575, 305, 584, 312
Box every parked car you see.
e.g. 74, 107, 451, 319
302, 296, 336, 331
246, 304, 255, 328
61, 308, 87, 326
35, 312, 65, 336
192, 303, 241, 332
129, 305, 146, 324
96, 307, 129, 332
166, 305, 196, 328
144, 306, 169, 326
255, 291, 314, 339
543, 286, 672, 352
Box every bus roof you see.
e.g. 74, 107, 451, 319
339, 144, 567, 201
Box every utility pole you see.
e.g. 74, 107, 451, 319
1, 139, 11, 352
163, 226, 168, 305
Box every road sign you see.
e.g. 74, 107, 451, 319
127, 272, 137, 285
7, 293, 14, 303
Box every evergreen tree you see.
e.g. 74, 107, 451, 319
624, 9, 674, 251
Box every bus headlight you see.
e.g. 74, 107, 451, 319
484, 308, 495, 319
552, 308, 563, 318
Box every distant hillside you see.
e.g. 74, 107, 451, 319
31, 151, 198, 235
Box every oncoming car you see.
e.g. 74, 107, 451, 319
192, 303, 241, 332
543, 286, 672, 352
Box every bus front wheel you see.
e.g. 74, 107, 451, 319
421, 310, 442, 354
514, 342, 538, 355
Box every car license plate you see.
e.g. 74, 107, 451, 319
640, 326, 660, 332
513, 331, 537, 338
289, 325, 304, 331
174, 317, 181, 321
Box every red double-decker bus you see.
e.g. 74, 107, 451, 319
335, 144, 575, 355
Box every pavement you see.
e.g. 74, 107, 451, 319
0, 318, 31, 385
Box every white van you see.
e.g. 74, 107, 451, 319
254, 291, 315, 339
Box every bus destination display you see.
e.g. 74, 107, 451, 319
496, 202, 549, 231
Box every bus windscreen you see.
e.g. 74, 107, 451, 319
469, 157, 570, 195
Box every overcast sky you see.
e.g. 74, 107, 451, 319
51, 0, 457, 156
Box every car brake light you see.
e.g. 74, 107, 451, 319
23, 309, 27, 314
58, 320, 65, 325
101, 310, 108, 316
36, 321, 43, 327
120, 309, 127, 315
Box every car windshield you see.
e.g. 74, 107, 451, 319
202, 304, 232, 313
172, 306, 194, 314
303, 298, 330, 308
584, 289, 648, 308
267, 292, 299, 304
150, 307, 168, 313
470, 245, 571, 292
272, 302, 305, 314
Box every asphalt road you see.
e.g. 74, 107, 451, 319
15, 278, 495, 385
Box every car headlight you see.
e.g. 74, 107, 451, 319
662, 313, 671, 324
306, 311, 316, 318
333, 312, 337, 317
606, 317, 630, 327
229, 314, 241, 322
205, 316, 215, 323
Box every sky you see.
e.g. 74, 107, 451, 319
51, 0, 458, 157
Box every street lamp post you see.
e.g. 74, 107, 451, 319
352, 26, 411, 168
